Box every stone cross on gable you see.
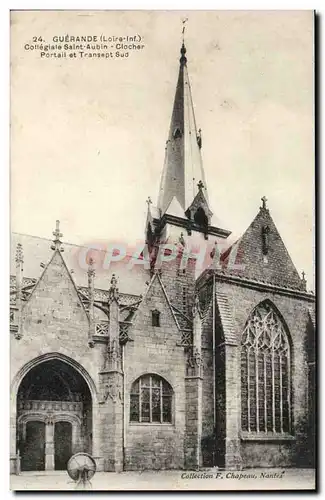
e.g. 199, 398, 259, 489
146, 196, 152, 206
197, 180, 204, 191
261, 196, 268, 210
51, 220, 64, 251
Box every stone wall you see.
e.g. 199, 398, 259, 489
123, 272, 187, 470
10, 250, 113, 472
197, 270, 315, 469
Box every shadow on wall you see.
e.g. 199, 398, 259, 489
201, 433, 221, 468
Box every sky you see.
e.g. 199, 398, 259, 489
10, 10, 314, 288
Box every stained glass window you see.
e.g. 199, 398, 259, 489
130, 375, 173, 423
241, 302, 291, 435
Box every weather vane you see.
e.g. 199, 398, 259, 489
182, 18, 188, 42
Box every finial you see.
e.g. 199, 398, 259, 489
51, 219, 63, 251
261, 196, 268, 210
146, 196, 152, 206
210, 240, 218, 258
15, 243, 24, 264
88, 257, 95, 277
109, 273, 119, 301
197, 180, 204, 191
179, 232, 186, 247
301, 270, 307, 290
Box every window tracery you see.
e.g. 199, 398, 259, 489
241, 302, 291, 435
130, 375, 173, 424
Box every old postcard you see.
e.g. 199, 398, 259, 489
10, 10, 316, 491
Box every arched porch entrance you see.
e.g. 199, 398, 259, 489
16, 359, 92, 471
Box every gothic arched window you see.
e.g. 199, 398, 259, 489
130, 375, 173, 423
241, 301, 291, 435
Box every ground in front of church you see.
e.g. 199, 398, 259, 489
10, 468, 316, 491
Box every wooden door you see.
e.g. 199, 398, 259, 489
21, 421, 45, 471
54, 421, 72, 470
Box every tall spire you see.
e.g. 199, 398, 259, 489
157, 41, 209, 215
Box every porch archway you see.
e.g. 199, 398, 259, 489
15, 357, 93, 471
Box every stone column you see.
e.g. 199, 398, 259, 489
45, 419, 55, 471
184, 298, 203, 469
98, 275, 124, 472
223, 343, 242, 470
10, 411, 18, 474
15, 243, 24, 340
87, 257, 95, 347
184, 366, 203, 469
72, 422, 78, 454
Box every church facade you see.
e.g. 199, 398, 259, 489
10, 43, 315, 474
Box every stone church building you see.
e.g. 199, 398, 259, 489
10, 43, 315, 473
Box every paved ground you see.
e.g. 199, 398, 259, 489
10, 468, 316, 491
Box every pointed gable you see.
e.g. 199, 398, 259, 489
185, 185, 213, 223
22, 249, 89, 339
131, 272, 180, 337
221, 202, 304, 290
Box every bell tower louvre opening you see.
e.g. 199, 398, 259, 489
16, 359, 92, 471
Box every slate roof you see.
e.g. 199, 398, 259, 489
11, 232, 148, 298
217, 205, 305, 291
215, 290, 237, 345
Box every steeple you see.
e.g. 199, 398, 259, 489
146, 39, 231, 247
157, 42, 209, 215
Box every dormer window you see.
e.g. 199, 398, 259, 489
194, 206, 208, 228
173, 127, 182, 139
152, 309, 160, 327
